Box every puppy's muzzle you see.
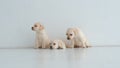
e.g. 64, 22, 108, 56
31, 27, 34, 30
67, 37, 70, 40
50, 46, 53, 49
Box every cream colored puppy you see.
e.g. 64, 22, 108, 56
31, 23, 50, 49
50, 40, 66, 49
66, 27, 90, 48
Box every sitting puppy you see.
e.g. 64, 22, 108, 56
66, 27, 91, 48
31, 23, 50, 49
50, 40, 66, 49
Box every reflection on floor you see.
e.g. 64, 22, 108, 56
0, 47, 120, 68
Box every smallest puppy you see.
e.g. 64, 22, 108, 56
50, 40, 66, 49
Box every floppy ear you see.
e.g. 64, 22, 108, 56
39, 24, 44, 30
73, 28, 79, 36
41, 25, 44, 29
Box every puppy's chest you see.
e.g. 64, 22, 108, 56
37, 33, 47, 38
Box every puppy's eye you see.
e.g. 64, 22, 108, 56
53, 43, 56, 45
70, 34, 72, 36
34, 25, 37, 27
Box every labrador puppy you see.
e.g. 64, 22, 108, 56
50, 40, 66, 49
31, 23, 50, 49
66, 27, 91, 48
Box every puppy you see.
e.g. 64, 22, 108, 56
31, 23, 50, 49
50, 40, 66, 49
66, 27, 91, 48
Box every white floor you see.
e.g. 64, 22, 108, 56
0, 47, 120, 68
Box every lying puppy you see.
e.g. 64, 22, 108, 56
50, 40, 66, 49
31, 23, 50, 49
66, 27, 91, 48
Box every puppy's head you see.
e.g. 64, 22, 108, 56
66, 28, 75, 40
31, 23, 44, 31
50, 40, 59, 49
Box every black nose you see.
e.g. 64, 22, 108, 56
50, 46, 53, 49
31, 27, 34, 30
67, 37, 70, 40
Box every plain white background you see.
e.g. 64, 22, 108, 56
0, 0, 120, 48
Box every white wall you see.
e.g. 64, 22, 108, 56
0, 0, 120, 48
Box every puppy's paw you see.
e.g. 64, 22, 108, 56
82, 46, 86, 48
86, 45, 92, 48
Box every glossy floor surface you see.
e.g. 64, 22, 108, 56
0, 47, 120, 68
